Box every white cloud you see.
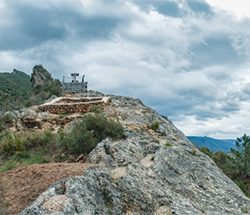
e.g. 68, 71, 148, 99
206, 0, 250, 19
1, 0, 250, 139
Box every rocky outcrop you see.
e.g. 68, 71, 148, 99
19, 95, 250, 215
30, 65, 53, 88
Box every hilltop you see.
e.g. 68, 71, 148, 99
0, 66, 250, 214
0, 91, 249, 214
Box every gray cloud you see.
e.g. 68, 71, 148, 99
1, 0, 250, 138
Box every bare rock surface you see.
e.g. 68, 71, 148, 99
30, 65, 53, 88
19, 94, 250, 215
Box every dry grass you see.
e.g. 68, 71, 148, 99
0, 162, 94, 215
0, 178, 9, 215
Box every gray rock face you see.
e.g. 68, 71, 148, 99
30, 65, 53, 88
19, 95, 250, 215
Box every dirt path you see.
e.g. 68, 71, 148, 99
0, 163, 94, 215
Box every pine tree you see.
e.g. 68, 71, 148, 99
231, 134, 250, 180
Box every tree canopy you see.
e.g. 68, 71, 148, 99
231, 134, 250, 180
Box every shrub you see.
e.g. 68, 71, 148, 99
59, 113, 123, 156
91, 105, 102, 114
0, 134, 23, 156
165, 142, 172, 147
13, 151, 30, 161
151, 121, 160, 131
0, 113, 14, 132
107, 98, 112, 104
44, 79, 62, 97
58, 113, 66, 119
83, 114, 123, 142
34, 84, 43, 95
212, 151, 228, 167
22, 131, 56, 149
2, 113, 14, 124
191, 147, 196, 156
241, 207, 248, 213
235, 180, 248, 197
198, 147, 213, 158
60, 123, 96, 155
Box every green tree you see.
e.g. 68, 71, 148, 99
212, 151, 229, 168
231, 134, 250, 180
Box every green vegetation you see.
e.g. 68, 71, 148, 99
25, 79, 62, 107
191, 147, 196, 156
241, 207, 248, 213
0, 68, 62, 112
231, 134, 250, 180
57, 113, 67, 119
0, 111, 124, 172
0, 70, 32, 112
0, 113, 14, 132
59, 113, 123, 156
151, 121, 160, 131
165, 142, 172, 147
197, 134, 250, 197
0, 131, 57, 172
91, 105, 102, 114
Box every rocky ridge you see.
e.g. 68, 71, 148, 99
30, 65, 53, 88
17, 94, 250, 215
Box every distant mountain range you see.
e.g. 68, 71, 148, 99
187, 136, 236, 152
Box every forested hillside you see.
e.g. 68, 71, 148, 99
0, 70, 32, 111
0, 66, 62, 112
187, 136, 236, 152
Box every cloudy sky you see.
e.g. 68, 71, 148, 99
1, 0, 250, 139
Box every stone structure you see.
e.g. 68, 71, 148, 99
61, 73, 87, 93
38, 97, 109, 114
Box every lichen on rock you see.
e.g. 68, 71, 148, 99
30, 65, 53, 88
19, 94, 250, 215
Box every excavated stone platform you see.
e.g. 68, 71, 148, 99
38, 97, 110, 114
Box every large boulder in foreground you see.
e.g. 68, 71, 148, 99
19, 95, 250, 215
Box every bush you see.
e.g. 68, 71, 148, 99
191, 147, 196, 156
241, 207, 248, 213
61, 126, 95, 155
22, 131, 56, 149
13, 151, 30, 161
212, 151, 228, 167
235, 180, 248, 197
91, 105, 102, 114
58, 113, 66, 119
0, 131, 57, 157
59, 113, 123, 155
83, 114, 123, 142
198, 147, 213, 158
2, 113, 14, 124
0, 134, 23, 156
44, 79, 62, 97
151, 121, 159, 131
165, 142, 172, 147
0, 114, 14, 132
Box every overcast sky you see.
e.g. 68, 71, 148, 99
1, 0, 250, 139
